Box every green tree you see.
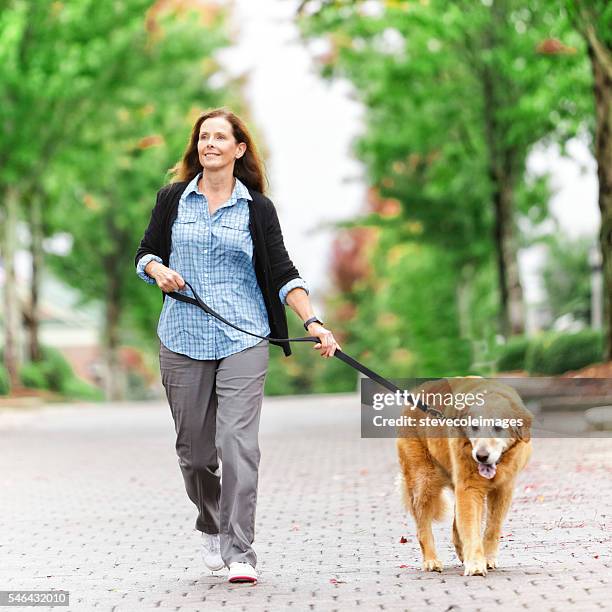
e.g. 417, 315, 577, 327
0, 1, 231, 398
298, 0, 592, 346
43, 3, 230, 400
566, 0, 612, 358
0, 0, 153, 388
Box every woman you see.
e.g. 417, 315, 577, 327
134, 108, 341, 584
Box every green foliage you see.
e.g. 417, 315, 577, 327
265, 311, 357, 396
38, 346, 73, 392
19, 362, 48, 389
18, 345, 102, 400
0, 363, 11, 395
384, 242, 473, 377
41, 2, 231, 343
264, 354, 295, 396
61, 377, 104, 401
299, 0, 591, 254
0, 0, 155, 184
496, 336, 530, 372
312, 356, 358, 394
298, 0, 595, 377
332, 238, 472, 382
1, 1, 233, 397
525, 329, 604, 375
540, 234, 593, 324
565, 1, 612, 52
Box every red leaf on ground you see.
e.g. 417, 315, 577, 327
399, 564, 409, 568
399, 536, 408, 543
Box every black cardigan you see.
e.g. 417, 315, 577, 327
134, 181, 303, 357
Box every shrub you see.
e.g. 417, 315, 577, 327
525, 329, 604, 375
0, 364, 10, 395
39, 346, 74, 392
19, 362, 48, 389
61, 377, 104, 401
496, 336, 530, 372
10, 345, 103, 400
18, 346, 73, 392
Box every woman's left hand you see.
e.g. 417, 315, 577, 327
307, 322, 342, 358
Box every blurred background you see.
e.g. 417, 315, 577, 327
0, 0, 609, 404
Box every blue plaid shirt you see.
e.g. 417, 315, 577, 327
136, 173, 309, 359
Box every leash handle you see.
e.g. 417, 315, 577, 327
166, 281, 435, 414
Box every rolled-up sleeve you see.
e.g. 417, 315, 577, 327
279, 277, 309, 306
136, 253, 162, 285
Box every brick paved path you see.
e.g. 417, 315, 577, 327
1, 393, 611, 611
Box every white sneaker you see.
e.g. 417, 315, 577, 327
228, 561, 257, 583
201, 532, 224, 571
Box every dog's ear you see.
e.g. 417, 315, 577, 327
511, 409, 532, 442
487, 383, 533, 443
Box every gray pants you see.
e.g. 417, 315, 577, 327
159, 339, 269, 567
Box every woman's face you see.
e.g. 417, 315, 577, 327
197, 116, 246, 172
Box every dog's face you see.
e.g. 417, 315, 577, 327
466, 426, 515, 479
461, 389, 531, 480
410, 377, 532, 481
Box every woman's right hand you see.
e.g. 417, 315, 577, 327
146, 261, 186, 293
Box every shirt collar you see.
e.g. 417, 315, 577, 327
182, 172, 253, 202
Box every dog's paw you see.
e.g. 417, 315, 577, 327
486, 557, 498, 570
463, 557, 488, 576
422, 558, 443, 572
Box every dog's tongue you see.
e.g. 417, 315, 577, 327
478, 463, 497, 479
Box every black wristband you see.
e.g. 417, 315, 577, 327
304, 316, 323, 331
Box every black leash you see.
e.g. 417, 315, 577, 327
167, 281, 440, 416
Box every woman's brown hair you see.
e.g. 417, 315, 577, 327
171, 108, 267, 194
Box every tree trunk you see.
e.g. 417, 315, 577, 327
478, 3, 527, 339
481, 64, 526, 338
27, 191, 43, 362
492, 179, 526, 337
1, 186, 23, 390
586, 36, 612, 360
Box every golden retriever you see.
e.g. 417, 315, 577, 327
395, 377, 532, 576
